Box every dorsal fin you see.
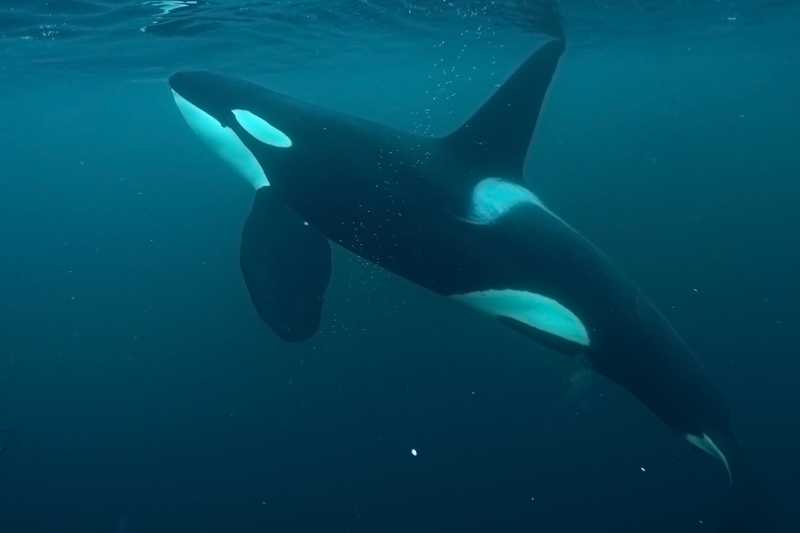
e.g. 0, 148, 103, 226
441, 39, 565, 178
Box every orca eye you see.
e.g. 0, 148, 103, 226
232, 109, 292, 148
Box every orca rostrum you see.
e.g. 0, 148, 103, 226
168, 39, 773, 532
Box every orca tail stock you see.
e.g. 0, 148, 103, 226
707, 428, 775, 533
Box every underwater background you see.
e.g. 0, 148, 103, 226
0, 1, 798, 531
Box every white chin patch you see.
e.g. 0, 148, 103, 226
452, 289, 590, 346
232, 109, 292, 148
686, 433, 732, 484
468, 178, 549, 224
172, 90, 269, 189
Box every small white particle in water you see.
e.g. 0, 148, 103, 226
411, 448, 417, 456
641, 467, 646, 472
303, 221, 309, 226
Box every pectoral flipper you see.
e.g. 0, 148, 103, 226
240, 187, 331, 342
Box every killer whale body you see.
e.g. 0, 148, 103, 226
168, 40, 773, 531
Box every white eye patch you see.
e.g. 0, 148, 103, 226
232, 109, 292, 148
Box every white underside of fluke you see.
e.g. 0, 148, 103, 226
172, 90, 269, 189
686, 432, 732, 484
451, 289, 590, 346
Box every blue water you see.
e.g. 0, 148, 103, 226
1, 1, 798, 531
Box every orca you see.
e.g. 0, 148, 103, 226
167, 39, 773, 532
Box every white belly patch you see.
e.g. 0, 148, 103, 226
452, 289, 590, 346
686, 433, 732, 484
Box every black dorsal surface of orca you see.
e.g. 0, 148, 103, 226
168, 40, 773, 532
